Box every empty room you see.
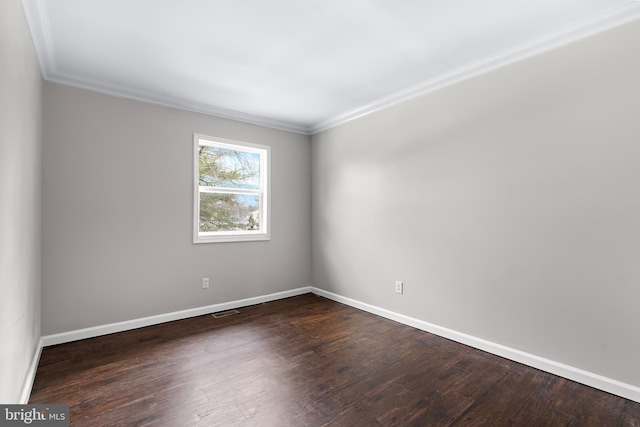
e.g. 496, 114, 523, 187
2, 0, 640, 425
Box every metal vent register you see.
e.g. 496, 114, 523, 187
211, 309, 240, 318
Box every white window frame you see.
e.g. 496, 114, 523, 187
193, 134, 270, 244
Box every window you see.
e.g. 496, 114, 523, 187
194, 134, 270, 243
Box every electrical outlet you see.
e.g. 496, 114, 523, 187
202, 278, 210, 289
395, 280, 403, 294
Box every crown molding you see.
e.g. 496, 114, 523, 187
46, 72, 311, 135
22, 0, 640, 136
20, 1, 311, 135
21, 0, 57, 78
309, 1, 640, 134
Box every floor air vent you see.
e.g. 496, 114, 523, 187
212, 309, 240, 318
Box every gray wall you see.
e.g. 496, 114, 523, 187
312, 20, 640, 388
42, 83, 311, 335
0, 0, 42, 403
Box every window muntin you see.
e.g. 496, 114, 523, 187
194, 134, 270, 243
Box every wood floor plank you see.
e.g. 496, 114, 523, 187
30, 294, 640, 426
621, 400, 640, 426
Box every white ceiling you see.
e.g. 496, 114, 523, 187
22, 0, 640, 134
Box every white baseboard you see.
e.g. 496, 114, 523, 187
33, 285, 640, 404
41, 286, 312, 347
20, 338, 44, 404
311, 287, 640, 403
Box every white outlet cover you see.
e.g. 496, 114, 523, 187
395, 281, 403, 294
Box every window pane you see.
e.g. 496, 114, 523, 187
199, 146, 260, 190
199, 193, 260, 232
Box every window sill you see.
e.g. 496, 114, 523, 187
193, 232, 270, 244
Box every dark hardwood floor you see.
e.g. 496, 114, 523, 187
30, 294, 640, 426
